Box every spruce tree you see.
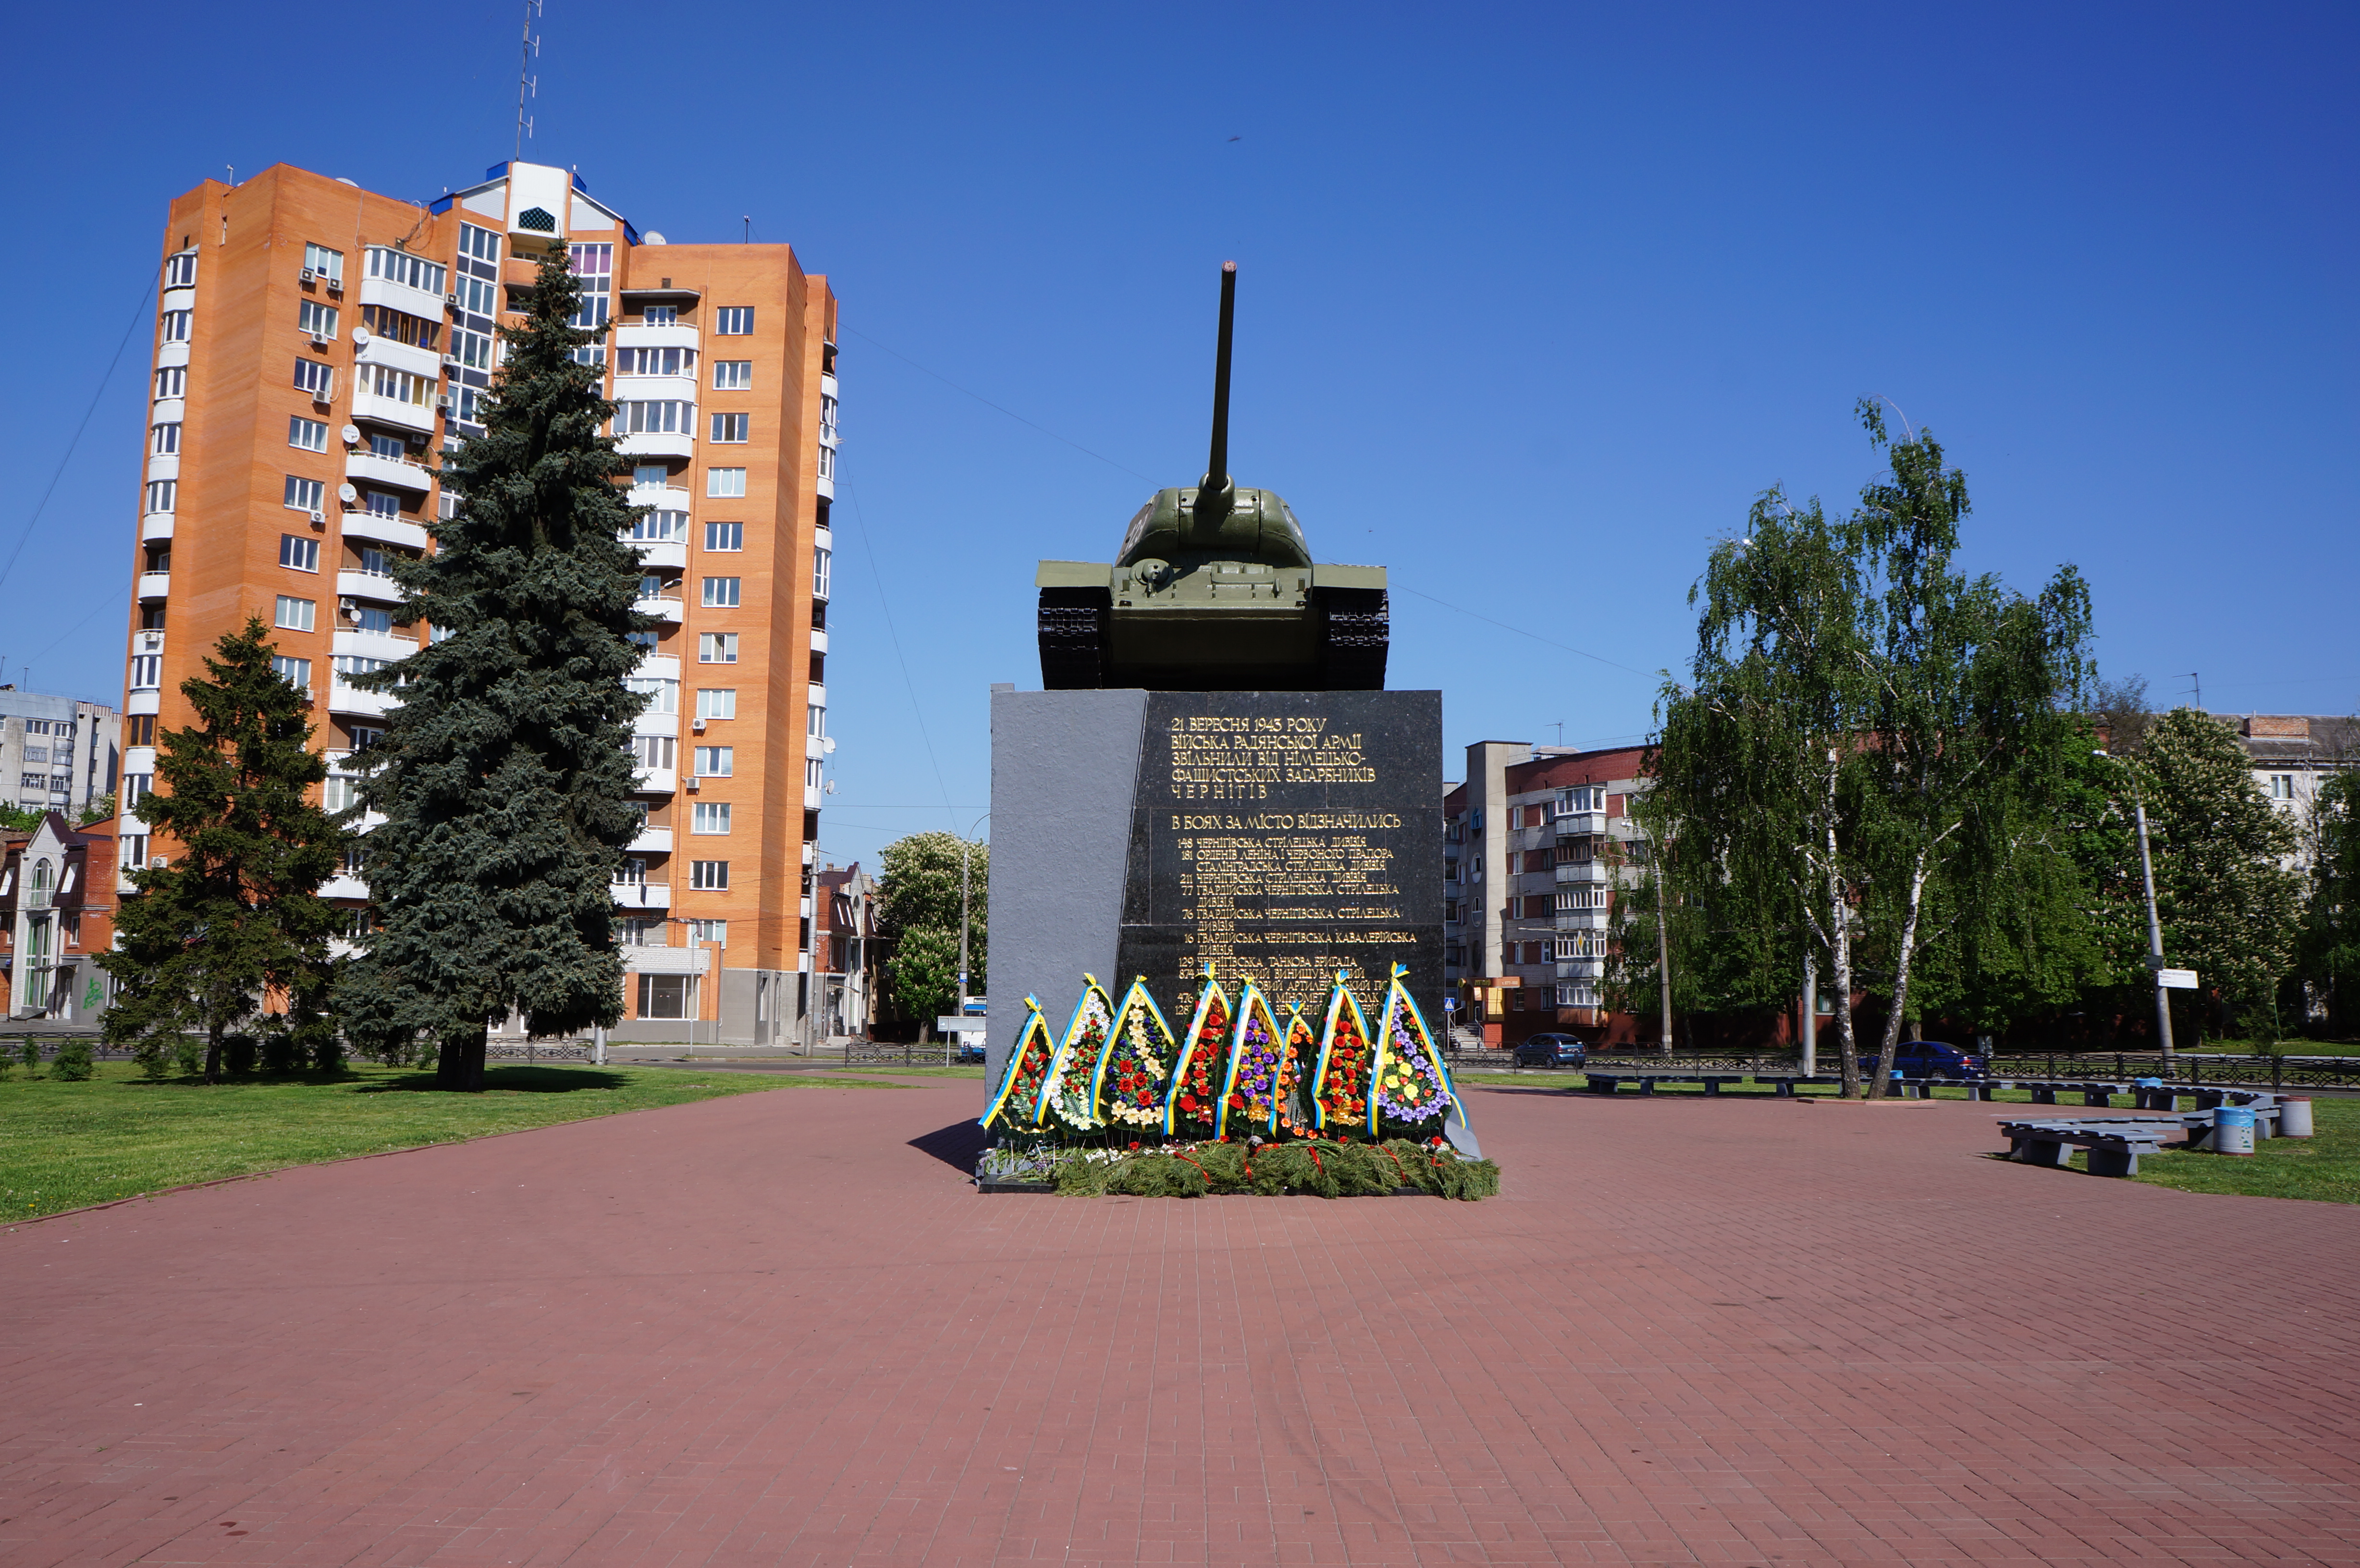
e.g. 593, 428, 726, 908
98, 618, 347, 1082
344, 245, 648, 1090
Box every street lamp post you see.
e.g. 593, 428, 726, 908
954, 813, 989, 1068
2096, 750, 2176, 1070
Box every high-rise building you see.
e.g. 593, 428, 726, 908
123, 159, 840, 1044
0, 691, 120, 819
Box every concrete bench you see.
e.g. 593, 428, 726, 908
1998, 1118, 2174, 1177
1583, 1072, 1751, 1096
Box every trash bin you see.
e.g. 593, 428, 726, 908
2212, 1105, 2256, 1156
2279, 1097, 2314, 1139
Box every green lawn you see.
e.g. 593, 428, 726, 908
0, 1062, 898, 1222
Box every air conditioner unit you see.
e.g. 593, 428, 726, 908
444, 292, 458, 306
312, 387, 332, 406
325, 277, 342, 293
150, 856, 168, 869
301, 267, 316, 283
308, 510, 327, 527
310, 333, 328, 348
686, 777, 700, 792
691, 717, 706, 733
442, 356, 459, 370
435, 393, 452, 410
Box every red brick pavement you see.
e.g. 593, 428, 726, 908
3, 1080, 2356, 1567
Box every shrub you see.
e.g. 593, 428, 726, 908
173, 1036, 204, 1078
135, 1039, 174, 1080
19, 1038, 40, 1076
51, 1039, 95, 1082
222, 1033, 258, 1076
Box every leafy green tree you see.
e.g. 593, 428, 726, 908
98, 618, 347, 1082
2299, 770, 2360, 1037
0, 802, 40, 832
2134, 707, 2302, 1041
875, 832, 987, 1042
342, 246, 647, 1091
1647, 403, 2091, 1094
76, 793, 117, 828
886, 926, 963, 1037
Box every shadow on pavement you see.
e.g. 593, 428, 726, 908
357, 1067, 633, 1095
910, 1118, 988, 1173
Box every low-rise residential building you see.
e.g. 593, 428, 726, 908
1, 692, 120, 819
0, 813, 117, 1022
1442, 740, 1649, 1047
815, 862, 877, 1041
2221, 714, 2358, 855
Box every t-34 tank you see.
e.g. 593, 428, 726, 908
1036, 263, 1388, 691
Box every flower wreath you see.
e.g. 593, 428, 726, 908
979, 997, 1056, 1132
1164, 964, 1230, 1140
1216, 980, 1285, 1139
1035, 974, 1113, 1132
1367, 961, 1456, 1138
1311, 970, 1376, 1135
1093, 977, 1178, 1130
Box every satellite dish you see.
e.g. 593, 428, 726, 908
822, 736, 837, 755
337, 483, 358, 502
351, 325, 371, 345
341, 424, 360, 445
643, 232, 667, 245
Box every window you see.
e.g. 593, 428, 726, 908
699, 632, 738, 664
280, 534, 320, 571
637, 973, 689, 1018
275, 596, 317, 632
292, 358, 334, 400
688, 919, 727, 947
713, 359, 751, 390
807, 703, 826, 738
360, 304, 439, 349
303, 243, 345, 284
298, 299, 339, 339
457, 223, 501, 265
806, 756, 825, 791
447, 385, 485, 427
709, 412, 749, 444
288, 416, 328, 453
351, 605, 393, 636
568, 243, 612, 330
366, 433, 406, 462
363, 490, 400, 519
361, 364, 431, 407
626, 510, 689, 544
150, 421, 181, 455
812, 543, 831, 599
129, 655, 161, 690
365, 246, 447, 295
701, 576, 741, 608
694, 746, 734, 777
692, 802, 732, 834
2271, 774, 2297, 799
271, 655, 313, 694
159, 309, 192, 343
704, 521, 742, 552
283, 477, 324, 514
613, 400, 692, 435
707, 467, 746, 498
163, 249, 198, 289
820, 392, 839, 440
696, 688, 737, 720
626, 629, 658, 650
121, 834, 150, 868
323, 775, 360, 813
619, 916, 663, 946
127, 715, 155, 747
153, 365, 186, 401
454, 274, 499, 317
625, 676, 678, 713
714, 307, 753, 335
348, 724, 385, 750
816, 444, 834, 479
641, 305, 677, 326
144, 479, 176, 514
690, 859, 730, 890
628, 734, 676, 772
616, 346, 696, 377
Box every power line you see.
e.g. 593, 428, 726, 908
0, 275, 158, 596
840, 478, 961, 834
843, 327, 1154, 483
1392, 585, 1660, 678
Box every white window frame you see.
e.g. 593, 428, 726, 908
304, 243, 346, 284
713, 360, 751, 391
163, 249, 198, 289
706, 467, 747, 498
284, 476, 324, 514
689, 859, 730, 890
713, 307, 754, 335
298, 299, 339, 339
704, 522, 743, 552
274, 595, 317, 632
159, 309, 192, 343
694, 746, 735, 777
692, 802, 733, 834
701, 576, 741, 608
709, 412, 749, 444
698, 632, 738, 664
289, 416, 329, 453
696, 688, 737, 720
144, 479, 176, 514
153, 365, 186, 401
151, 421, 181, 455
280, 534, 320, 572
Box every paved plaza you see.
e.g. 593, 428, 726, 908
3, 1078, 2356, 1566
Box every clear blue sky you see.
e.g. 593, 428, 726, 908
2, 2, 2351, 873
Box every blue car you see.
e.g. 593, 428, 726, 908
1891, 1040, 1984, 1080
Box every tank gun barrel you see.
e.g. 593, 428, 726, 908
1191, 261, 1238, 538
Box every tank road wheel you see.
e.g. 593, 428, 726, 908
1316, 587, 1389, 691
1038, 586, 1111, 690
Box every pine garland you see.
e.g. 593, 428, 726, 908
1040, 1138, 1500, 1200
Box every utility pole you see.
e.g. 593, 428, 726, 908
954, 813, 989, 1068
1800, 953, 1817, 1078
2134, 800, 2177, 1069
1653, 860, 1672, 1057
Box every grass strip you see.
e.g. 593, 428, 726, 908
0, 1062, 890, 1221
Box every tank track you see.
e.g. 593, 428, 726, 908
1037, 587, 1111, 690
1317, 587, 1389, 691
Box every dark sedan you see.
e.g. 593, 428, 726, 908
1890, 1040, 1985, 1080
1513, 1033, 1588, 1069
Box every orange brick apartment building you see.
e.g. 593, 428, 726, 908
123, 159, 840, 1045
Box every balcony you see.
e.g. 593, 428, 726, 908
634, 766, 677, 796
634, 708, 679, 738
634, 593, 685, 625
352, 389, 434, 436
346, 449, 434, 494
145, 453, 179, 483
614, 371, 699, 405
636, 651, 681, 681
126, 690, 160, 717
151, 397, 185, 425
358, 272, 448, 326
612, 878, 672, 911
614, 323, 700, 353
332, 627, 418, 661
810, 626, 828, 656
341, 511, 431, 551
320, 873, 371, 902
629, 826, 674, 854
136, 571, 170, 601
327, 681, 395, 719
804, 780, 823, 810
1554, 957, 1604, 980
354, 333, 441, 382
627, 481, 691, 512
1555, 859, 1608, 885
807, 681, 826, 708
337, 567, 403, 604
618, 429, 695, 461
1554, 907, 1609, 931
1553, 810, 1605, 838
627, 538, 688, 571
141, 513, 174, 543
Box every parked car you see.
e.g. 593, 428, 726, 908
1890, 1040, 1985, 1080
1513, 1033, 1588, 1069
955, 1037, 987, 1065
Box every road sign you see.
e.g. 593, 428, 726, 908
2157, 968, 2198, 990
938, 1016, 986, 1035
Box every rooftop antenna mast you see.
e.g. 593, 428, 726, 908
515, 0, 542, 161
2182, 671, 2202, 710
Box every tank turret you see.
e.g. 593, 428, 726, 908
1037, 263, 1389, 691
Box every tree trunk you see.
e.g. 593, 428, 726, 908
437, 1026, 489, 1091
204, 1022, 223, 1086
1868, 849, 1934, 1100
1822, 759, 1864, 1098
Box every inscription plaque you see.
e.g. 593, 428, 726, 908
1116, 690, 1443, 1028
